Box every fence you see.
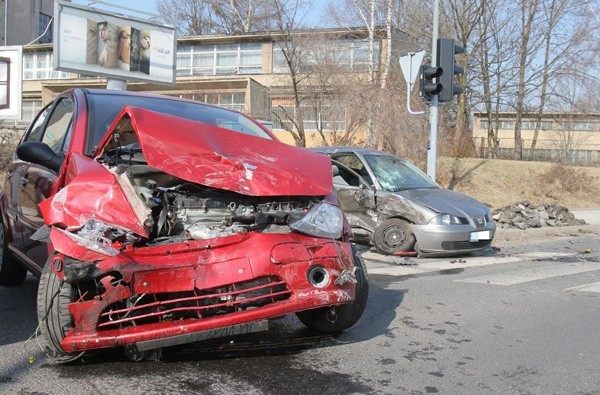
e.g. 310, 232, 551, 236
476, 137, 600, 166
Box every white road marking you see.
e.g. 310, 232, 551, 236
456, 262, 600, 286
515, 252, 574, 258
564, 282, 600, 293
366, 256, 523, 276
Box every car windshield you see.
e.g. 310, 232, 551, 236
364, 154, 439, 192
85, 93, 273, 155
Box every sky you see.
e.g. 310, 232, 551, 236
72, 0, 159, 18
72, 0, 330, 27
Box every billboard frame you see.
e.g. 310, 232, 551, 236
53, 0, 176, 86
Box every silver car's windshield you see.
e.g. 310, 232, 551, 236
364, 154, 439, 192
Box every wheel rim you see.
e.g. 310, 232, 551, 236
382, 225, 406, 249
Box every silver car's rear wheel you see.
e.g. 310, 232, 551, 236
373, 218, 416, 255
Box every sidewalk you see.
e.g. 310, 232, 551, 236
572, 208, 600, 225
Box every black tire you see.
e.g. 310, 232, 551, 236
0, 220, 27, 286
37, 259, 83, 363
296, 245, 369, 333
373, 218, 416, 255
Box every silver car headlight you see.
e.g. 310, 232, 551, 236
428, 213, 466, 226
290, 202, 344, 239
485, 210, 493, 222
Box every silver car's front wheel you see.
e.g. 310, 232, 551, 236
373, 218, 416, 255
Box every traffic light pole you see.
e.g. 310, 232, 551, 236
427, 0, 440, 181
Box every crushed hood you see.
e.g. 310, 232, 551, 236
395, 188, 489, 218
95, 107, 332, 197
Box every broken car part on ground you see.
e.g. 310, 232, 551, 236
0, 89, 368, 362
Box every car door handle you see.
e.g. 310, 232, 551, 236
20, 177, 29, 187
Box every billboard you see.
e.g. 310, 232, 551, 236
53, 0, 176, 85
0, 46, 22, 120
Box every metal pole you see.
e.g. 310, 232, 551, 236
407, 52, 426, 115
106, 78, 127, 91
427, 0, 440, 180
4, 0, 8, 46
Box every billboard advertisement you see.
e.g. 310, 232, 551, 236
53, 0, 176, 85
0, 46, 22, 120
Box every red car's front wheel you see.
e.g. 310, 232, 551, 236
296, 245, 369, 332
37, 258, 84, 363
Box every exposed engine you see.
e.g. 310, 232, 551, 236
121, 164, 318, 241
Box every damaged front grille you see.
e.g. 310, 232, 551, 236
97, 276, 291, 330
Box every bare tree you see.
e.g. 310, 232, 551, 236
269, 0, 312, 147
349, 0, 378, 148
511, 0, 541, 160
157, 0, 215, 35
441, 0, 484, 156
528, 0, 579, 159
157, 0, 275, 35
211, 0, 276, 34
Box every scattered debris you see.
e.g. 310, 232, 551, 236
393, 251, 418, 257
492, 201, 585, 229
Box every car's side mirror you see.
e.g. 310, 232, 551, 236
17, 141, 63, 173
332, 164, 340, 177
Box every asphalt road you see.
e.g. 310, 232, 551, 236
1, 231, 599, 394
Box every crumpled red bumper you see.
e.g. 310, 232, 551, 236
58, 232, 356, 353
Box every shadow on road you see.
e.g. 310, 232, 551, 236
0, 275, 39, 347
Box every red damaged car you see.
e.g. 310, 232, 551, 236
0, 89, 368, 362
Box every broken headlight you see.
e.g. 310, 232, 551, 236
290, 202, 343, 239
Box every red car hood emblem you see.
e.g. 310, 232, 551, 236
95, 107, 333, 197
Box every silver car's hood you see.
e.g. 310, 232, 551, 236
394, 188, 489, 218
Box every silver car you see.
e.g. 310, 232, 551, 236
312, 147, 496, 256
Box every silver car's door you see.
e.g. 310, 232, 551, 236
331, 161, 377, 234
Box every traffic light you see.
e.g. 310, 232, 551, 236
436, 38, 464, 102
419, 65, 443, 100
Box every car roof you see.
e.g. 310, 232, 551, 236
73, 88, 243, 114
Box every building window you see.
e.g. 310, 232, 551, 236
22, 100, 43, 121
176, 43, 262, 76
270, 99, 346, 132
272, 39, 380, 73
0, 58, 9, 110
178, 92, 246, 112
572, 122, 593, 131
23, 52, 70, 80
39, 13, 53, 44
521, 121, 535, 130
